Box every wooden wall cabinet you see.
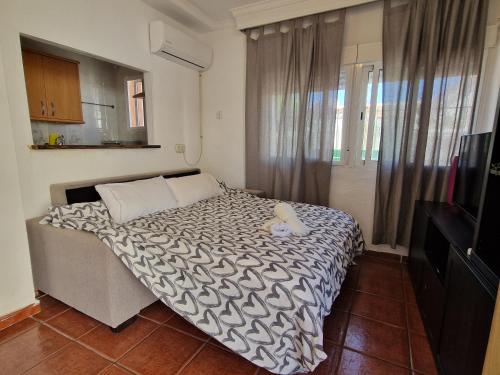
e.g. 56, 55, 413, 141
22, 50, 84, 124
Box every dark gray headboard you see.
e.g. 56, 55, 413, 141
50, 168, 200, 205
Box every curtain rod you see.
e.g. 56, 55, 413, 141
81, 101, 115, 109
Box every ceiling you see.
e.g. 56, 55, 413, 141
142, 0, 262, 32
190, 0, 259, 23
142, 0, 388, 32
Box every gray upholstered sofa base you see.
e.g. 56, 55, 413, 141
26, 169, 200, 329
26, 217, 157, 329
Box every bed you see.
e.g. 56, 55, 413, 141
27, 168, 363, 374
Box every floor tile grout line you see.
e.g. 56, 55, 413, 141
113, 362, 142, 375
337, 260, 412, 373
333, 267, 357, 375
25, 308, 208, 372
333, 316, 350, 374
174, 341, 209, 375
76, 338, 118, 363
351, 287, 406, 301
340, 344, 411, 371
97, 363, 114, 375
352, 287, 405, 302
137, 312, 173, 326
348, 266, 407, 330
16, 318, 84, 374
1, 315, 105, 374
409, 329, 428, 338
20, 339, 74, 374
162, 322, 212, 343
330, 342, 344, 375
39, 319, 84, 341
113, 363, 136, 375
405, 302, 416, 373
112, 322, 162, 364
32, 306, 72, 324
402, 266, 416, 373
348, 311, 407, 330
23, 319, 114, 372
98, 363, 123, 375
43, 318, 102, 342
139, 308, 214, 343
0, 319, 40, 346
74, 320, 161, 364
205, 338, 237, 354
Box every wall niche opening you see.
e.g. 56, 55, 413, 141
20, 36, 150, 147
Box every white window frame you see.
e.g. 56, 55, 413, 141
364, 64, 383, 166
341, 62, 383, 167
124, 76, 146, 130
333, 65, 355, 166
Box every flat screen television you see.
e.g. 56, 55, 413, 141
454, 132, 491, 219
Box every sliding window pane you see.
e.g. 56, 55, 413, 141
333, 70, 346, 162
371, 70, 383, 161
361, 70, 374, 161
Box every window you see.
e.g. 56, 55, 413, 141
264, 67, 355, 165
360, 68, 374, 161
126, 78, 145, 128
333, 70, 348, 163
371, 70, 383, 161
360, 67, 382, 163
332, 63, 382, 166
426, 74, 478, 167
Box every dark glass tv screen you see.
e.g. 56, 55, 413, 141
454, 133, 491, 218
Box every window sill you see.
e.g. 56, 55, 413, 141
29, 144, 161, 150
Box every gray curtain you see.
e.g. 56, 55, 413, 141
373, 0, 488, 247
245, 10, 345, 206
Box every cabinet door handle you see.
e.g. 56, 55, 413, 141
41, 101, 45, 115
51, 102, 55, 116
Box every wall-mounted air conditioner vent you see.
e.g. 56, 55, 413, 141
150, 20, 213, 72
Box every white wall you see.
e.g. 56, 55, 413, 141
0, 0, 201, 219
343, 1, 383, 46
199, 28, 246, 188
0, 0, 201, 316
475, 0, 500, 133
0, 50, 37, 315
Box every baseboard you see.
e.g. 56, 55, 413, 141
367, 243, 409, 256
0, 303, 41, 331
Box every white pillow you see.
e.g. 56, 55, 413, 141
95, 176, 177, 224
166, 173, 223, 207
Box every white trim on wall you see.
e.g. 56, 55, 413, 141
230, 0, 379, 29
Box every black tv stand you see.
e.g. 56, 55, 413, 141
409, 201, 497, 375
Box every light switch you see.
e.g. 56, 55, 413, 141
216, 110, 223, 120
175, 144, 185, 153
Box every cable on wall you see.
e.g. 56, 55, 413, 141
183, 72, 203, 166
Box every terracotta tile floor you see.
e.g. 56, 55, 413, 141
0, 252, 438, 375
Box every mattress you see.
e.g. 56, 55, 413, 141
42, 189, 363, 374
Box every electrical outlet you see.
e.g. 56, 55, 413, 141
175, 144, 185, 153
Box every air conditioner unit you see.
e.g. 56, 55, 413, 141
150, 20, 213, 72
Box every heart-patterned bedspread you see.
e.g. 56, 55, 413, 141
41, 189, 363, 374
